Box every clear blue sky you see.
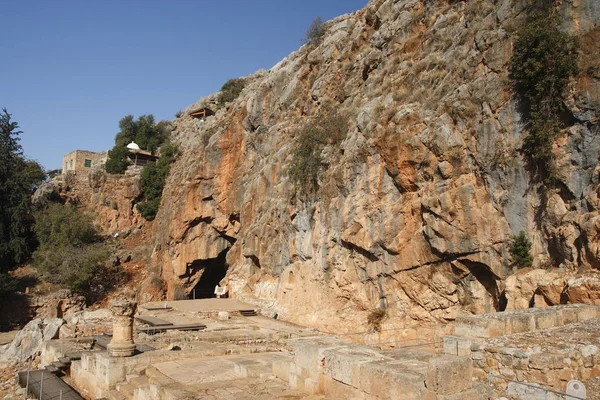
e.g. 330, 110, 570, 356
1, 0, 367, 170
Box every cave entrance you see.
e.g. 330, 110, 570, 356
189, 248, 229, 299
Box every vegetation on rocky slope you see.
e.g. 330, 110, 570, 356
510, 0, 579, 182
136, 140, 179, 220
288, 112, 348, 195
218, 78, 247, 105
32, 203, 110, 294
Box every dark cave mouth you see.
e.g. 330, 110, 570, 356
189, 248, 229, 299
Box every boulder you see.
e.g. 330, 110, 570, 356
504, 269, 547, 310
0, 318, 64, 367
565, 274, 600, 305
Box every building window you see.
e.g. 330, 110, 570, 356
84, 159, 92, 168
69, 160, 73, 169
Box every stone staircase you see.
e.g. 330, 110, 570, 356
104, 367, 197, 400
239, 309, 258, 317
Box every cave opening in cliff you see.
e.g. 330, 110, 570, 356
459, 259, 502, 312
189, 248, 229, 299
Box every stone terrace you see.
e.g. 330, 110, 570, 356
445, 304, 600, 396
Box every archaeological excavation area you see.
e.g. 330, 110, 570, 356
11, 300, 597, 399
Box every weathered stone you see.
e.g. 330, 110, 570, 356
107, 300, 137, 358
51, 0, 600, 335
565, 275, 600, 305
0, 318, 64, 366
426, 355, 472, 395
443, 336, 472, 357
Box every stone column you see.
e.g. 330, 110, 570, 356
107, 299, 137, 357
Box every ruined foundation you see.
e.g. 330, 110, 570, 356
43, 302, 600, 399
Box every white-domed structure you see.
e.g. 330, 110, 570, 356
126, 141, 141, 151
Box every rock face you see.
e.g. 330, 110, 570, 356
118, 0, 599, 332
0, 318, 64, 367
50, 168, 144, 234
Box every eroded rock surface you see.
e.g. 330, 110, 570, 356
145, 0, 600, 333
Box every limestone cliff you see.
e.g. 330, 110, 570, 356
144, 0, 600, 333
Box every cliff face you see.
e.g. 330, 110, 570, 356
151, 0, 600, 332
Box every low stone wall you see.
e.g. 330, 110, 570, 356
455, 304, 600, 338
274, 336, 491, 399
471, 339, 599, 392
445, 305, 600, 395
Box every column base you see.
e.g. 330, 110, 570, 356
107, 342, 136, 357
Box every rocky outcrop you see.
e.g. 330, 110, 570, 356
0, 318, 63, 367
48, 168, 145, 234
135, 0, 600, 332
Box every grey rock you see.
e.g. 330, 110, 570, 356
0, 318, 64, 366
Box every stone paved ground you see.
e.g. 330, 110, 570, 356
185, 376, 324, 400
154, 353, 323, 399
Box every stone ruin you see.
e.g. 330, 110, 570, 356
25, 302, 600, 399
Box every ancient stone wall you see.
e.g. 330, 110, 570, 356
445, 305, 600, 395
274, 336, 491, 399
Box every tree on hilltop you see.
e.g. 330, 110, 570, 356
105, 115, 169, 174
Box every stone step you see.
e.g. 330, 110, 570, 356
236, 361, 273, 378
128, 375, 150, 388
44, 364, 60, 374
239, 309, 258, 317
115, 382, 135, 398
103, 389, 126, 400
58, 356, 72, 365
52, 361, 70, 370
145, 366, 177, 386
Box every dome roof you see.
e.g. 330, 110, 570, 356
126, 141, 140, 150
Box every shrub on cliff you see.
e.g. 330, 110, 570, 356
510, 231, 533, 269
136, 140, 179, 220
289, 112, 348, 195
218, 78, 247, 105
302, 16, 325, 45
509, 0, 578, 181
367, 309, 387, 332
32, 203, 109, 293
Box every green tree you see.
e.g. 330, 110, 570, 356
105, 145, 131, 174
510, 231, 533, 268
0, 109, 45, 297
136, 141, 179, 220
0, 109, 45, 270
509, 0, 579, 181
302, 16, 325, 45
32, 203, 109, 293
105, 115, 169, 174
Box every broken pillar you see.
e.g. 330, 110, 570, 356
107, 299, 137, 357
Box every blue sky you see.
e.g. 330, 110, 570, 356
1, 0, 367, 170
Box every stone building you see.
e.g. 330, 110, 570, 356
62, 150, 108, 172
